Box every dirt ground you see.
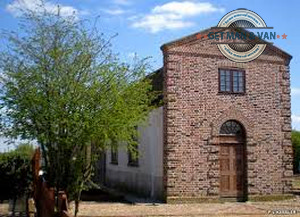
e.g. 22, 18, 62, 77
2, 198, 300, 217
75, 198, 300, 217
1, 196, 300, 217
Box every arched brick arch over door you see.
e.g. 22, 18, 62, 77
211, 107, 255, 140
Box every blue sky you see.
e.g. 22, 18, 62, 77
0, 0, 299, 151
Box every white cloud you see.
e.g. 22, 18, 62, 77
152, 1, 224, 16
292, 115, 300, 130
103, 8, 127, 15
131, 1, 224, 33
292, 87, 300, 96
6, 0, 82, 18
132, 13, 194, 33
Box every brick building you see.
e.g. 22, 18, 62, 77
103, 28, 293, 202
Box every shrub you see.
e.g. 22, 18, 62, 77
0, 143, 34, 202
292, 130, 300, 173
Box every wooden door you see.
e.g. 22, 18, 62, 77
219, 143, 244, 198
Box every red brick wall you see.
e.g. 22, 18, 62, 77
161, 32, 293, 200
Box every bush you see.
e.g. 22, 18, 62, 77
292, 130, 300, 174
0, 143, 35, 201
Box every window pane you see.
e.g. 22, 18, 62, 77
226, 71, 231, 91
219, 69, 244, 93
233, 71, 238, 92
239, 72, 244, 92
238, 72, 244, 92
111, 146, 118, 164
220, 120, 243, 135
128, 150, 139, 166
220, 74, 225, 84
220, 78, 225, 86
220, 70, 226, 91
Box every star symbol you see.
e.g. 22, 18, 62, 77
203, 34, 207, 39
282, 33, 287, 39
277, 35, 280, 39
196, 34, 202, 39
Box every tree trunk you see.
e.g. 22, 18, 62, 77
74, 189, 82, 217
12, 197, 16, 217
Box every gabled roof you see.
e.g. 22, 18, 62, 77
160, 27, 292, 61
147, 67, 163, 92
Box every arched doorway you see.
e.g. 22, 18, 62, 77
219, 120, 246, 200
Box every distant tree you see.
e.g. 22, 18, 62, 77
292, 130, 300, 173
0, 143, 34, 215
0, 5, 154, 216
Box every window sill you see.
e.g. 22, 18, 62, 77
218, 91, 246, 95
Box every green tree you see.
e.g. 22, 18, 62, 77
292, 130, 300, 173
0, 6, 154, 216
